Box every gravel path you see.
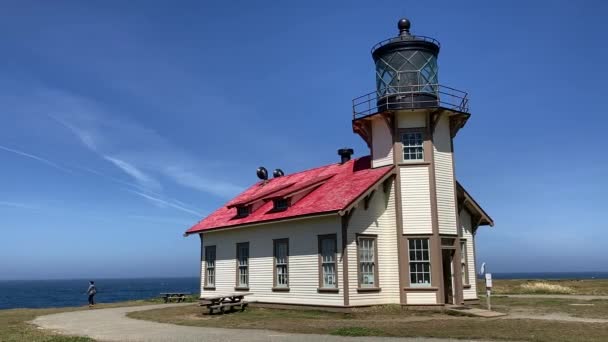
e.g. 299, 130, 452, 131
33, 303, 484, 342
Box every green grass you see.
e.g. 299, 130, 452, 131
0, 298, 165, 342
0, 307, 94, 342
491, 296, 608, 319
128, 298, 608, 342
479, 279, 608, 295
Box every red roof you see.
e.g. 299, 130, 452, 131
186, 156, 394, 234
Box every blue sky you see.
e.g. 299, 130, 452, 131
1, 0, 606, 280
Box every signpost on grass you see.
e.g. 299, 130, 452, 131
480, 262, 492, 311
485, 273, 493, 311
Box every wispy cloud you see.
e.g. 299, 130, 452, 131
0, 141, 200, 218
0, 201, 37, 210
103, 156, 161, 191
164, 166, 244, 199
0, 144, 73, 174
126, 190, 203, 217
126, 215, 195, 226
46, 89, 244, 199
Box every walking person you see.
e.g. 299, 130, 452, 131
86, 281, 97, 307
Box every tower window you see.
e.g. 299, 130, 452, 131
408, 238, 431, 287
236, 206, 250, 217
401, 131, 424, 161
273, 198, 289, 211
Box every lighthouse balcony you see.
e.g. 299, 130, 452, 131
352, 84, 469, 120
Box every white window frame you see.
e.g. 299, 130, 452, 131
357, 235, 378, 288
401, 131, 424, 161
408, 238, 432, 287
319, 234, 338, 289
236, 242, 249, 288
460, 240, 469, 286
274, 239, 289, 289
204, 245, 216, 288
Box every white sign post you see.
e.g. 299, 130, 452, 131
485, 273, 493, 311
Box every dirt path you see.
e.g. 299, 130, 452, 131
32, 303, 486, 342
496, 294, 608, 300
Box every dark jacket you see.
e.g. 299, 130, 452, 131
87, 284, 97, 296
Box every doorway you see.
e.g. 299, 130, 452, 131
442, 249, 455, 304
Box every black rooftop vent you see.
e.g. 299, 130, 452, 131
256, 167, 268, 181
338, 148, 354, 164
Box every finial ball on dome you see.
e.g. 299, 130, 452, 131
398, 18, 411, 32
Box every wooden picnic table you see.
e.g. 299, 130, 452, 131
160, 292, 191, 303
199, 292, 251, 314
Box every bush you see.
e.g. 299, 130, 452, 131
519, 282, 574, 294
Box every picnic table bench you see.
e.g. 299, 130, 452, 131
160, 292, 191, 303
200, 292, 251, 314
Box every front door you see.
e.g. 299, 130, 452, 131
442, 249, 455, 304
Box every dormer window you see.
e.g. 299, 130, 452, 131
273, 198, 289, 211
236, 205, 250, 217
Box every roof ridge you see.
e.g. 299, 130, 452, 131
267, 155, 371, 181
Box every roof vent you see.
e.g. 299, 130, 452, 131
273, 169, 285, 178
338, 148, 354, 164
256, 167, 268, 181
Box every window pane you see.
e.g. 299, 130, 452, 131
358, 237, 376, 288
205, 246, 216, 286
320, 236, 337, 288
408, 239, 431, 287
275, 240, 289, 287
402, 132, 424, 161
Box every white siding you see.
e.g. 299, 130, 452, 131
397, 112, 426, 128
372, 118, 394, 168
201, 215, 344, 306
347, 181, 400, 305
433, 116, 458, 235
460, 210, 478, 300
400, 167, 433, 234
406, 292, 437, 305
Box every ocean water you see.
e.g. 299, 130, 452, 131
1, 272, 607, 310
0, 277, 199, 310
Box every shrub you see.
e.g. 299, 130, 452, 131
519, 282, 574, 294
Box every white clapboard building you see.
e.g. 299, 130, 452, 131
185, 18, 494, 308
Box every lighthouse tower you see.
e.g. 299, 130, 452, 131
352, 19, 471, 305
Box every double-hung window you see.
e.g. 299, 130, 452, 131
274, 239, 289, 289
204, 246, 216, 288
236, 242, 249, 288
357, 235, 378, 288
408, 239, 431, 287
460, 240, 469, 285
401, 131, 424, 161
319, 235, 338, 289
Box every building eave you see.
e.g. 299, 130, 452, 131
184, 211, 340, 236
456, 181, 494, 227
